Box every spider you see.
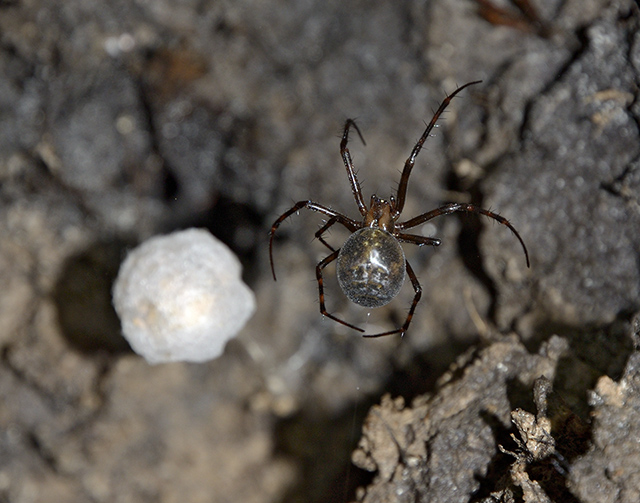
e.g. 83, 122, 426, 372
269, 81, 530, 338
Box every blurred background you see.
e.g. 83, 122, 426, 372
0, 0, 638, 501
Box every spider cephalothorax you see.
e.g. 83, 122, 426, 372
269, 81, 530, 337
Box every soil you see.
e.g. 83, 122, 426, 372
0, 0, 639, 502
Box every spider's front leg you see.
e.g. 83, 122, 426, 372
269, 200, 359, 280
341, 119, 368, 217
316, 250, 365, 333
393, 81, 482, 218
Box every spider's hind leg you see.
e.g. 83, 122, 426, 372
315, 216, 360, 252
316, 249, 365, 333
363, 260, 422, 338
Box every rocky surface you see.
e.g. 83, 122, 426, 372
0, 0, 639, 502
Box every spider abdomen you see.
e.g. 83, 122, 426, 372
336, 228, 406, 308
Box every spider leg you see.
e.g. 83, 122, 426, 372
269, 200, 359, 280
316, 249, 365, 333
394, 232, 441, 247
341, 119, 368, 217
316, 218, 338, 252
363, 261, 422, 338
396, 202, 530, 267
315, 216, 359, 252
393, 81, 482, 218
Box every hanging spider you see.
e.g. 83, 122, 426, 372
269, 81, 530, 338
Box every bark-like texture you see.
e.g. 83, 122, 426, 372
0, 0, 638, 502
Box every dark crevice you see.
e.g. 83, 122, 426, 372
26, 431, 59, 473
470, 411, 522, 502
518, 26, 591, 143
527, 309, 636, 381
169, 195, 264, 287
527, 458, 583, 503
471, 377, 592, 503
133, 75, 181, 202
444, 167, 501, 323
274, 401, 376, 503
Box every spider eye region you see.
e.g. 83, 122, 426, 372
336, 228, 406, 308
